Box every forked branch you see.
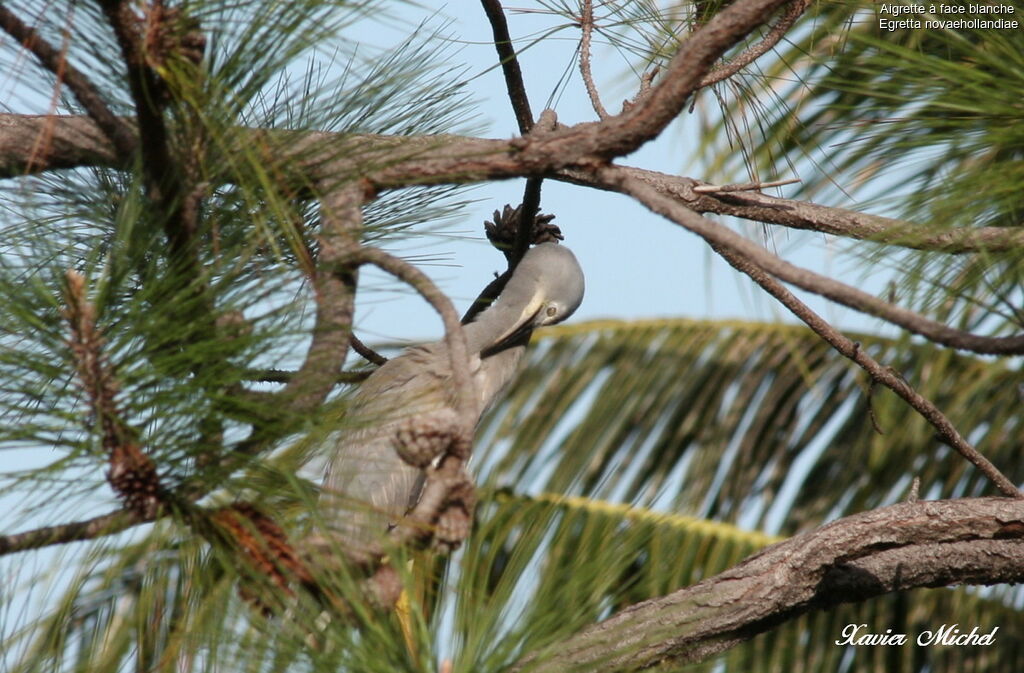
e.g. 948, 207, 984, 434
698, 0, 812, 87
0, 6, 135, 158
611, 172, 1023, 498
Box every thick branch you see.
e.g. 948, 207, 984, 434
587, 166, 1024, 254
515, 497, 1024, 672
5, 116, 1024, 353
10, 115, 1023, 255
280, 187, 362, 414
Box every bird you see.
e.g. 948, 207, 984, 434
314, 242, 585, 563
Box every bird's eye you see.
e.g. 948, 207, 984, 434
546, 306, 558, 317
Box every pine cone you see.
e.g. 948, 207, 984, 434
431, 474, 477, 552
484, 204, 563, 259
107, 444, 162, 519
392, 408, 464, 468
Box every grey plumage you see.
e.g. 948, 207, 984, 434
317, 243, 585, 559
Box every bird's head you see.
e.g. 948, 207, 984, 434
477, 243, 585, 356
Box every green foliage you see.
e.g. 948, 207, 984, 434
480, 319, 1024, 533
696, 0, 1024, 332
11, 318, 1022, 673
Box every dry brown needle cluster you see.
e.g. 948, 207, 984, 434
63, 269, 163, 519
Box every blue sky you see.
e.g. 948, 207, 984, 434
350, 1, 896, 347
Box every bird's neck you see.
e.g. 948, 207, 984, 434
463, 303, 528, 354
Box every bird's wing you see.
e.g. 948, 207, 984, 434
317, 349, 448, 557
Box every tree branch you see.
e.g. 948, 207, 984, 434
514, 497, 1024, 672
572, 0, 800, 160
350, 247, 478, 425
5, 115, 1024, 353
0, 6, 135, 159
245, 368, 370, 384
730, 253, 1023, 498
349, 332, 387, 366
478, 0, 547, 295
592, 167, 1024, 355
480, 0, 534, 133
577, 0, 608, 120
0, 509, 142, 555
611, 171, 1023, 497
587, 166, 1024, 254
698, 0, 811, 87
63, 270, 167, 517
97, 1, 206, 278
512, 176, 543, 265
12, 115, 1022, 254
279, 186, 362, 414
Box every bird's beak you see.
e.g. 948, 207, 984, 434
480, 300, 544, 358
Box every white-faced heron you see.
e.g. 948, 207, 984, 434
316, 242, 585, 561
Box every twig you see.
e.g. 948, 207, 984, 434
63, 270, 165, 517
866, 376, 885, 435
698, 0, 811, 88
622, 66, 661, 112
0, 509, 143, 555
245, 369, 371, 384
0, 6, 135, 158
907, 477, 920, 502
578, 0, 609, 120
692, 177, 800, 193
640, 66, 659, 93
611, 172, 1023, 498
349, 332, 387, 366
480, 0, 534, 133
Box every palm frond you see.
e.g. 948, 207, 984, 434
478, 319, 1024, 533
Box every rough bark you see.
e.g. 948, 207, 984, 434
513, 498, 1024, 672
4, 114, 1023, 255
